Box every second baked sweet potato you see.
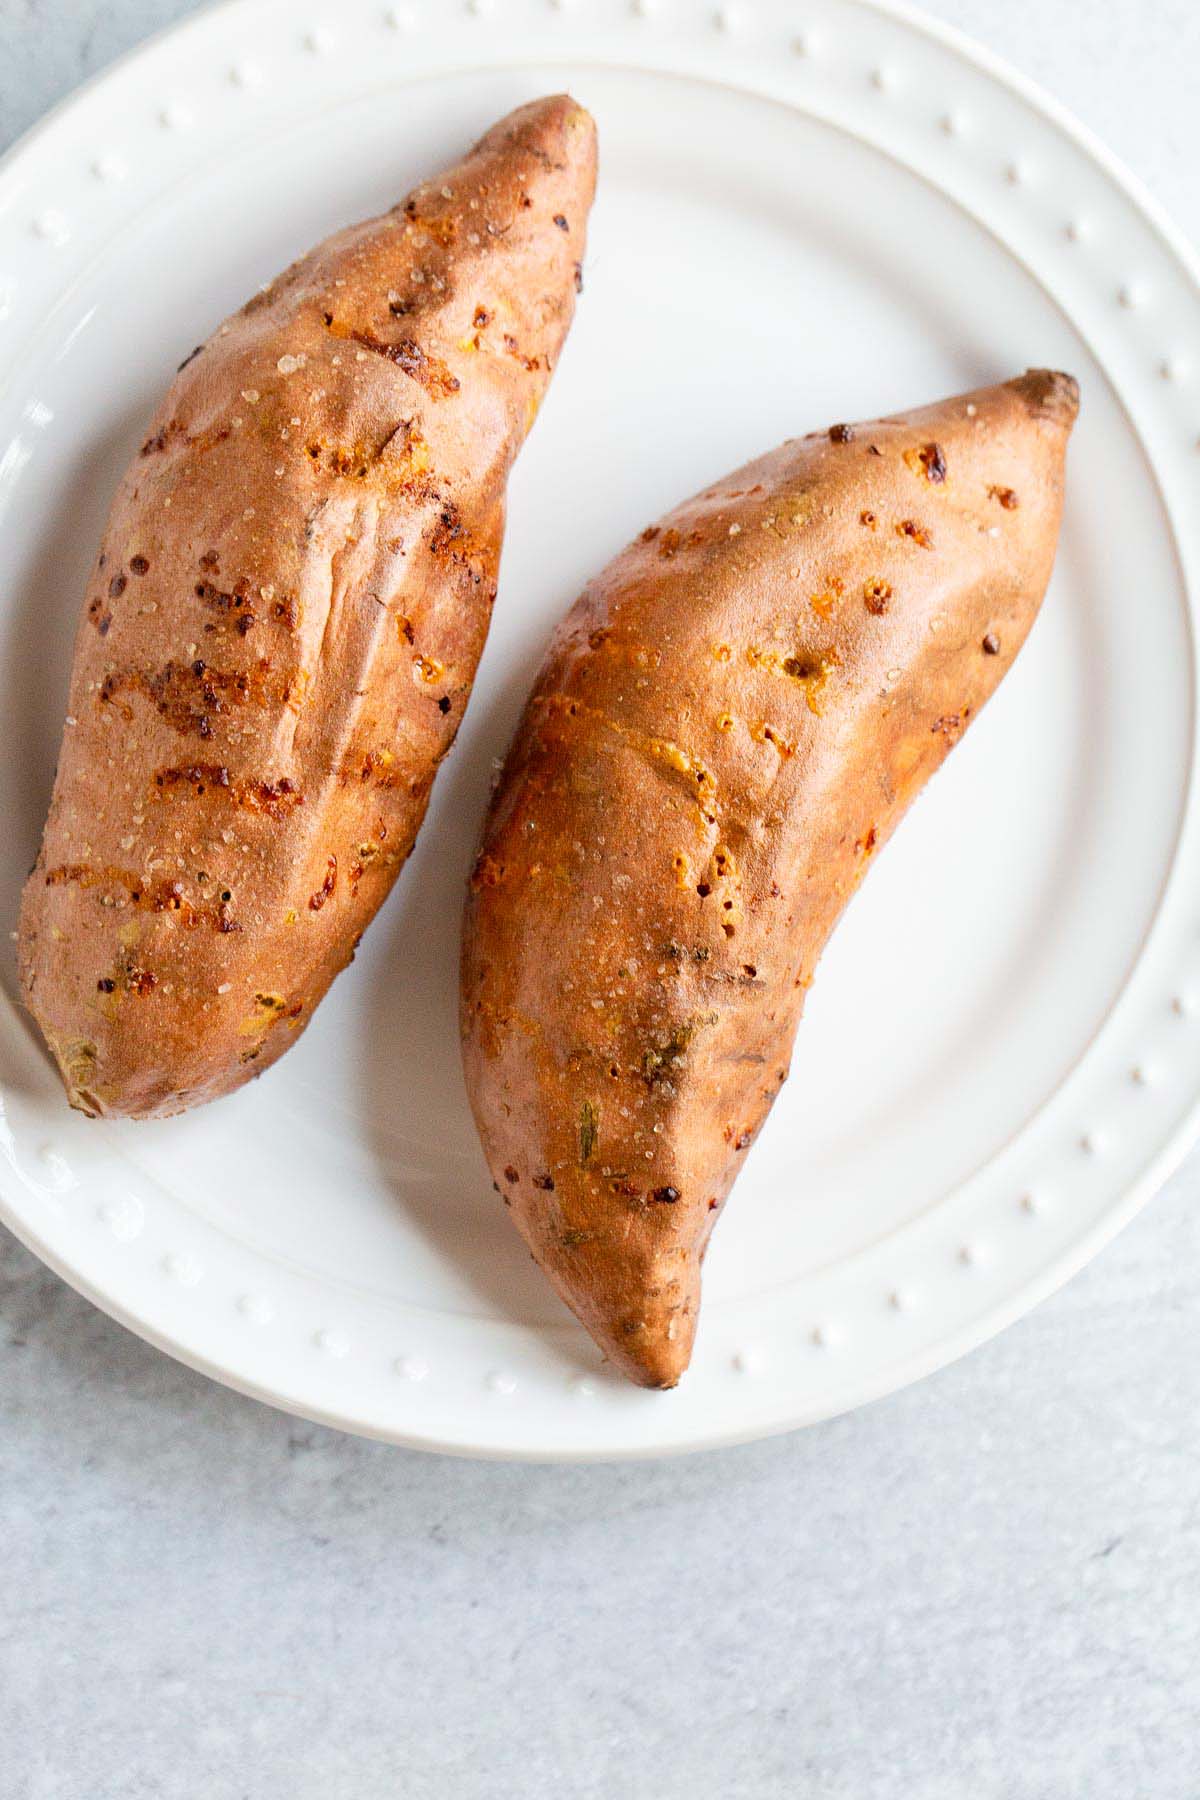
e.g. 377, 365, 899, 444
462, 371, 1079, 1387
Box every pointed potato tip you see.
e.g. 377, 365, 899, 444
600, 1314, 696, 1390
1007, 367, 1080, 426
476, 92, 597, 175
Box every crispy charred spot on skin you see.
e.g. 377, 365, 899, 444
177, 344, 203, 372
829, 423, 855, 444
860, 509, 877, 529
428, 502, 491, 587
988, 484, 1020, 509
553, 213, 569, 231
346, 329, 460, 397
982, 632, 1001, 655
810, 575, 844, 619
503, 1165, 519, 1185
933, 708, 972, 742
143, 418, 228, 458
129, 555, 150, 577
855, 825, 879, 865
896, 518, 934, 548
502, 332, 542, 373
341, 746, 402, 790
400, 192, 459, 247
152, 764, 303, 818
44, 864, 237, 931
532, 1173, 555, 1191
751, 646, 838, 715
650, 1186, 680, 1205
753, 722, 795, 757
99, 658, 296, 739
574, 263, 584, 294
87, 596, 113, 635
195, 574, 253, 617
864, 578, 892, 615
904, 442, 947, 483
470, 851, 504, 890
308, 855, 337, 912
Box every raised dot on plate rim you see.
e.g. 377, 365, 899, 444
33, 211, 69, 244
1081, 1130, 1104, 1155
230, 61, 262, 87
315, 1328, 349, 1357
164, 1251, 203, 1286
871, 66, 894, 91
958, 1243, 988, 1267
487, 1370, 517, 1394
732, 1346, 765, 1374
396, 1354, 429, 1382
238, 1293, 274, 1324
791, 30, 816, 55
569, 1373, 596, 1396
1020, 1191, 1042, 1215
305, 25, 336, 50
888, 1287, 915, 1311
810, 1323, 840, 1348
99, 1197, 143, 1241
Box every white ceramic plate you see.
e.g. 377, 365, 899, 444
1, 0, 1198, 1459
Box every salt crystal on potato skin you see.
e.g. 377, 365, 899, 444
19, 95, 597, 1119
461, 370, 1079, 1389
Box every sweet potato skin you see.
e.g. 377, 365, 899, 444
19, 96, 596, 1118
461, 371, 1079, 1387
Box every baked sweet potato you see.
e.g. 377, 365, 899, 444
461, 370, 1079, 1387
19, 95, 596, 1118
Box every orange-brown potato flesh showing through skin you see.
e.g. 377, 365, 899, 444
461, 370, 1079, 1388
18, 96, 597, 1120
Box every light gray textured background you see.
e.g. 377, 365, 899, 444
2, 3, 1198, 1796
